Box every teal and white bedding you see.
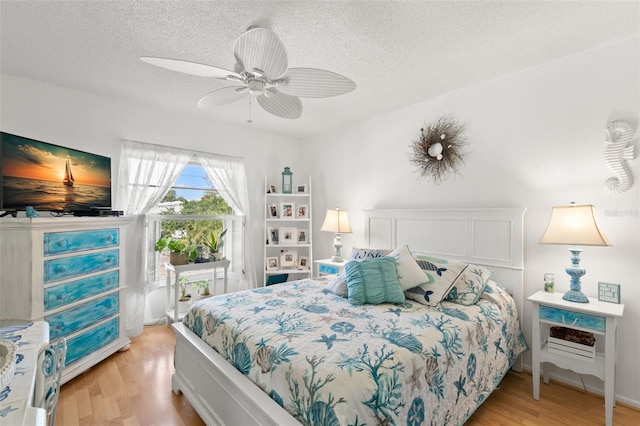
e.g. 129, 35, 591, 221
182, 277, 528, 426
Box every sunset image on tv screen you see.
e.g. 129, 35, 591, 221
1, 132, 111, 211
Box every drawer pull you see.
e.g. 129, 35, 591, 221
562, 315, 578, 326
55, 265, 66, 273
57, 239, 68, 247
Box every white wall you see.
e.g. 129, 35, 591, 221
0, 74, 300, 285
302, 37, 640, 406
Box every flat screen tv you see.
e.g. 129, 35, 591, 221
0, 132, 112, 212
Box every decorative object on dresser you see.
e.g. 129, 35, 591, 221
603, 119, 636, 193
320, 208, 352, 262
597, 282, 621, 304
528, 290, 624, 426
0, 217, 132, 385
409, 115, 467, 183
539, 203, 611, 303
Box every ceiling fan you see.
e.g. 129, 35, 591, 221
141, 27, 356, 120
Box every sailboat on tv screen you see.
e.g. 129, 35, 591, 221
63, 159, 75, 187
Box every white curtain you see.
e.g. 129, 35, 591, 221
116, 140, 193, 337
199, 155, 256, 291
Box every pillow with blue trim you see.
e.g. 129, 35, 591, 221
388, 245, 429, 291
445, 263, 494, 305
345, 256, 405, 305
404, 254, 468, 306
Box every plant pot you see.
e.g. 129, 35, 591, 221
170, 252, 189, 265
211, 252, 224, 261
177, 297, 191, 314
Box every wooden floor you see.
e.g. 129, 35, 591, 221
58, 324, 640, 425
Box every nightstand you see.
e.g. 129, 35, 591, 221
314, 258, 346, 277
528, 290, 624, 426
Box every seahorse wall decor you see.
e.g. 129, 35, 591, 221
604, 120, 636, 193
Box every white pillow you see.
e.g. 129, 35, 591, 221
388, 245, 429, 291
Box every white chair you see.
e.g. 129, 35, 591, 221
36, 337, 67, 426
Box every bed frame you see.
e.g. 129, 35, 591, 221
171, 207, 526, 425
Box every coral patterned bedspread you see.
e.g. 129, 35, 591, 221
182, 278, 528, 426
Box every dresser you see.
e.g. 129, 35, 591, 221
528, 290, 624, 426
0, 217, 132, 384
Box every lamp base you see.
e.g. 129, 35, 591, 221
562, 289, 589, 303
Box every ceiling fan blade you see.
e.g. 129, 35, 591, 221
256, 91, 302, 119
140, 56, 241, 80
197, 86, 248, 108
278, 68, 356, 98
234, 28, 288, 80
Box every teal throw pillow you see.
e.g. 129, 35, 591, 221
345, 256, 405, 305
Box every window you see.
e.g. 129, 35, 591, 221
147, 162, 244, 290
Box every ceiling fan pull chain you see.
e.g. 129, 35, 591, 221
247, 95, 253, 124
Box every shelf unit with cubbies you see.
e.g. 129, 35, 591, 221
263, 177, 312, 286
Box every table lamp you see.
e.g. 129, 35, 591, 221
321, 208, 353, 262
539, 204, 611, 303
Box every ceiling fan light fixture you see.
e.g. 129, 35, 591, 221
248, 79, 265, 95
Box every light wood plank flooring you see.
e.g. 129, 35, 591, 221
58, 324, 640, 425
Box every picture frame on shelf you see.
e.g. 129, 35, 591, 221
279, 227, 297, 245
280, 249, 298, 269
280, 202, 295, 218
268, 204, 278, 218
296, 204, 309, 219
267, 183, 277, 194
266, 257, 279, 270
297, 229, 307, 244
298, 256, 310, 270
296, 184, 307, 194
598, 282, 621, 304
267, 227, 279, 245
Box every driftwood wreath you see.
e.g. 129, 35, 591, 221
410, 115, 467, 183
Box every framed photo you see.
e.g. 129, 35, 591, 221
598, 282, 621, 304
280, 202, 295, 218
298, 256, 310, 270
268, 204, 278, 218
280, 249, 298, 269
296, 184, 307, 194
296, 204, 309, 219
266, 257, 279, 270
296, 229, 308, 244
267, 183, 277, 194
267, 227, 279, 245
279, 227, 297, 245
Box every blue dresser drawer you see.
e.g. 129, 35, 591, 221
43, 249, 119, 283
540, 305, 605, 332
44, 228, 119, 256
46, 293, 119, 340
319, 264, 340, 275
44, 271, 119, 311
65, 317, 119, 365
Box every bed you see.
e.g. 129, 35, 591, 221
171, 208, 527, 426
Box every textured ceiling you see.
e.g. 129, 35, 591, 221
1, 1, 638, 139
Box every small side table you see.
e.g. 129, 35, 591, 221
165, 260, 230, 323
528, 290, 624, 426
314, 258, 346, 277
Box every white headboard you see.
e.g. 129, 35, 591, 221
363, 208, 526, 327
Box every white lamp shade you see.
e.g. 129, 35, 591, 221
321, 209, 353, 233
539, 204, 611, 246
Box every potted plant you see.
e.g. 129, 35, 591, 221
193, 279, 212, 298
176, 276, 192, 313
155, 237, 197, 265
202, 228, 227, 261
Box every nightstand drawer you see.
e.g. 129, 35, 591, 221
44, 228, 119, 256
539, 305, 605, 332
44, 270, 119, 311
319, 264, 340, 275
43, 249, 119, 283
65, 317, 119, 365
46, 293, 119, 340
